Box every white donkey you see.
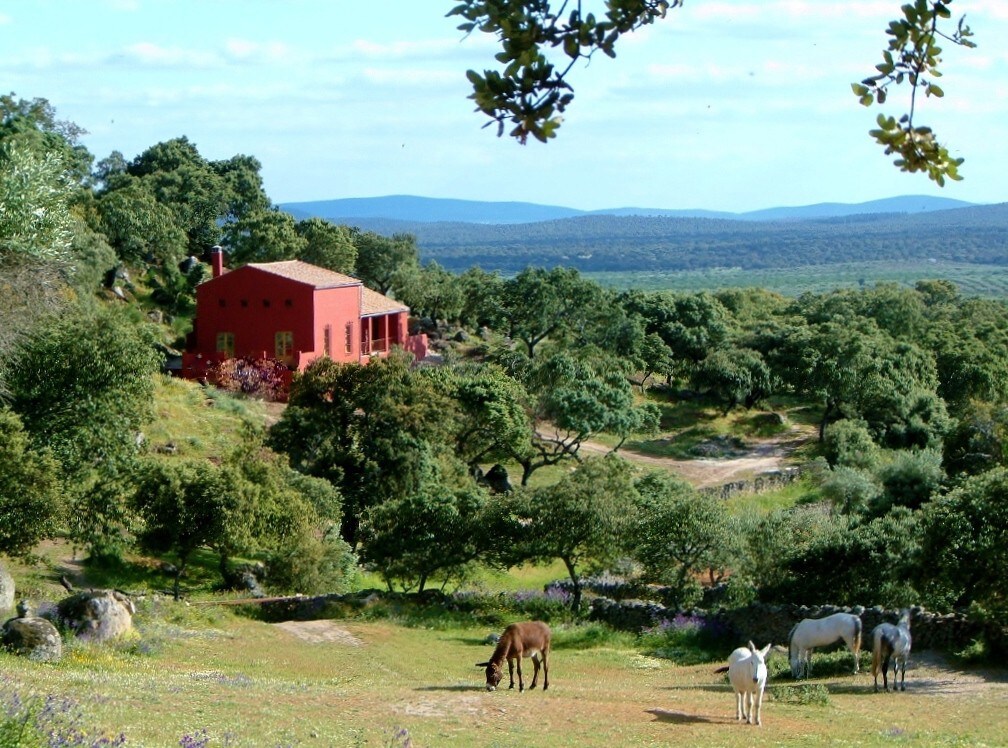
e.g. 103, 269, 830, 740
721, 641, 771, 726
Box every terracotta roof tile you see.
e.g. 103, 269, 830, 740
362, 286, 408, 316
246, 260, 360, 289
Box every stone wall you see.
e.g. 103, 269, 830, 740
699, 466, 804, 501
588, 597, 1007, 655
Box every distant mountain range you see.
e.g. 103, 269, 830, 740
280, 194, 978, 227
278, 195, 1008, 274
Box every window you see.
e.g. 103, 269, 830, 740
344, 322, 353, 353
240, 299, 248, 308
323, 325, 332, 357
218, 298, 226, 307
216, 332, 234, 357
263, 299, 271, 308
275, 331, 294, 361
284, 298, 293, 308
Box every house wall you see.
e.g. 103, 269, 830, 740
194, 266, 334, 365
313, 285, 363, 363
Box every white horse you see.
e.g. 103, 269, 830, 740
788, 612, 862, 679
872, 609, 912, 692
725, 641, 771, 726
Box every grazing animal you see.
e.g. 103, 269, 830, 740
788, 612, 862, 679
724, 641, 771, 726
476, 621, 550, 692
872, 609, 912, 693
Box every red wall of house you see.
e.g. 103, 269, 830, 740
194, 266, 360, 366
312, 285, 362, 363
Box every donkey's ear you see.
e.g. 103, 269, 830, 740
759, 643, 772, 657
476, 661, 490, 668
748, 640, 756, 651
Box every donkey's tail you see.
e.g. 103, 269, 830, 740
713, 665, 730, 674
852, 616, 863, 654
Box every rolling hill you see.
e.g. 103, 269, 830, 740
279, 195, 1008, 274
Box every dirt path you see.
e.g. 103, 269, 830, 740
581, 430, 814, 488
273, 619, 363, 646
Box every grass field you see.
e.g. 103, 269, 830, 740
3, 603, 1007, 748
585, 261, 1008, 297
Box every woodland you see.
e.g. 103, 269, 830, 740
2, 92, 1008, 635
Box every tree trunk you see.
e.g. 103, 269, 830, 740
563, 557, 582, 613
819, 399, 837, 442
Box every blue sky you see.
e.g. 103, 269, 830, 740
3, 0, 1006, 212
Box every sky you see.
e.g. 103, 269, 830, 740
2, 0, 1006, 213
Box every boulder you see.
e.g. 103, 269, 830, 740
0, 564, 14, 614
1, 611, 62, 662
56, 589, 136, 642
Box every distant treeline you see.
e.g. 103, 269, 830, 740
396, 204, 1008, 273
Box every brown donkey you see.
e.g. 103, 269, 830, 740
477, 621, 551, 692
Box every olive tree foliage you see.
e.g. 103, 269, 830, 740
133, 458, 237, 600
633, 470, 738, 609
0, 138, 76, 264
359, 448, 491, 592
4, 305, 162, 558
0, 120, 81, 381
451, 1, 975, 184
497, 455, 639, 611
497, 349, 660, 485
0, 409, 63, 556
397, 260, 467, 323
269, 352, 456, 547
419, 361, 532, 471
353, 231, 421, 296
295, 217, 357, 274
918, 467, 1008, 617
134, 441, 351, 598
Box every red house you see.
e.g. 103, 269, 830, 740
181, 249, 427, 379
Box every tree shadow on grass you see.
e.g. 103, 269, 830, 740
415, 684, 485, 693
645, 708, 729, 725
662, 683, 731, 694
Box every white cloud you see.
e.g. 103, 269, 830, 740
0, 13, 11, 25
123, 42, 219, 68
224, 38, 292, 64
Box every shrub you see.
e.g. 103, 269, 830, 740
819, 465, 881, 515
210, 357, 289, 401
822, 419, 879, 470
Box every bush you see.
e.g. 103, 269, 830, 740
819, 465, 880, 515
822, 419, 879, 470
210, 357, 289, 401
266, 530, 357, 596
873, 448, 945, 515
